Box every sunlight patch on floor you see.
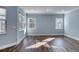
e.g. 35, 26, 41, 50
25, 38, 55, 49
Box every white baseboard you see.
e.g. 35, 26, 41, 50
64, 34, 79, 41
27, 34, 64, 36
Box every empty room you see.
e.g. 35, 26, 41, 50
0, 6, 79, 52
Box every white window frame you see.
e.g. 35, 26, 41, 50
18, 13, 25, 31
0, 7, 6, 34
56, 18, 62, 29
28, 18, 36, 31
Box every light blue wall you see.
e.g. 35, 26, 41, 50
27, 14, 64, 36
17, 7, 26, 42
64, 9, 79, 39
0, 6, 26, 48
0, 6, 17, 47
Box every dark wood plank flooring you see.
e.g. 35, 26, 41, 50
0, 36, 79, 52
18, 36, 79, 52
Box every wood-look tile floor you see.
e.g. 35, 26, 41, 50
19, 36, 79, 52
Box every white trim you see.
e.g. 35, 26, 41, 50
27, 34, 64, 36
0, 42, 16, 50
65, 7, 79, 14
64, 34, 79, 41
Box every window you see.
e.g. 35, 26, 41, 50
56, 18, 62, 29
18, 13, 25, 31
28, 18, 36, 31
0, 8, 6, 34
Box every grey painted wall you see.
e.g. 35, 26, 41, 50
0, 6, 17, 47
27, 14, 64, 36
64, 9, 79, 39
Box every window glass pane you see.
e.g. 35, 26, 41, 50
0, 8, 6, 34
0, 20, 5, 34
0, 8, 6, 16
0, 16, 6, 19
56, 18, 62, 29
18, 13, 25, 31
0, 8, 6, 19
28, 18, 36, 31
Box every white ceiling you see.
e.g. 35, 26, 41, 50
21, 6, 79, 14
